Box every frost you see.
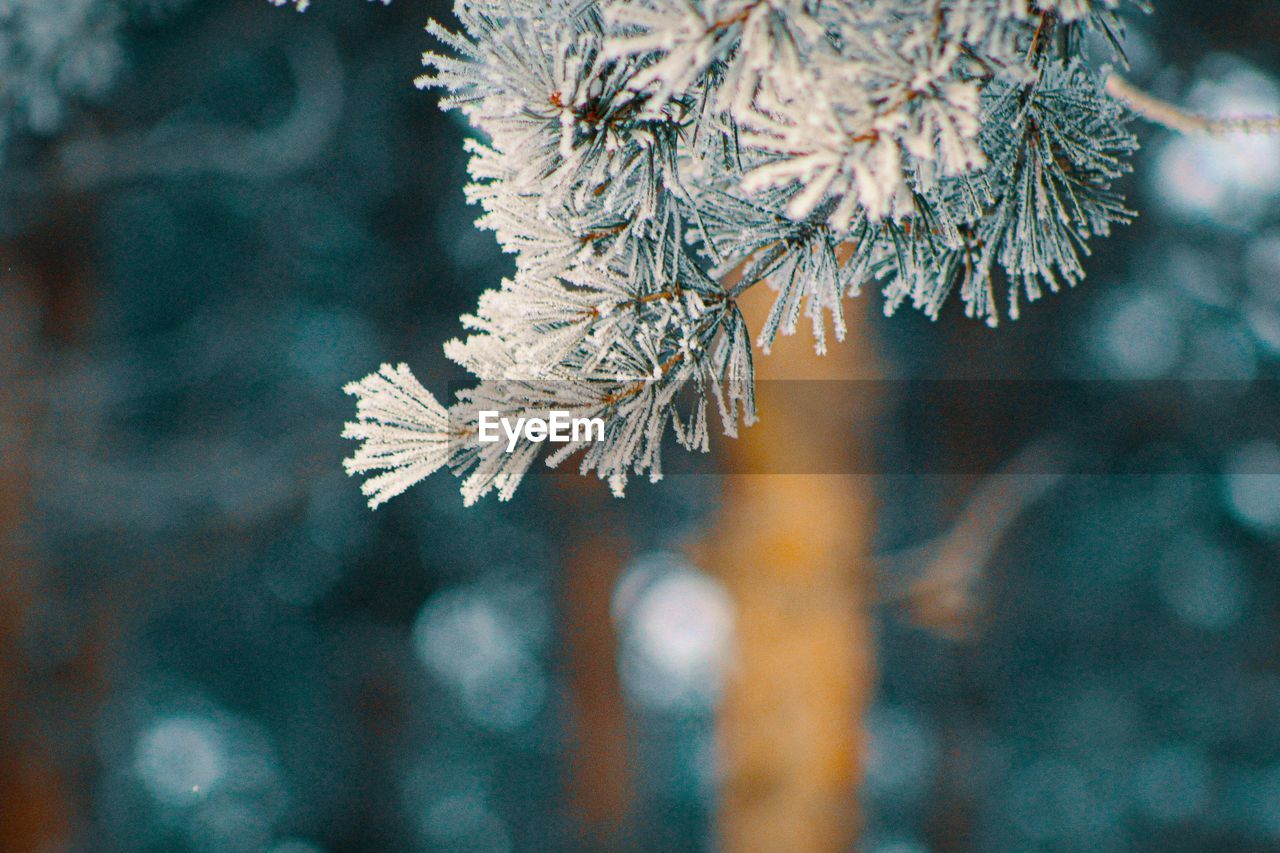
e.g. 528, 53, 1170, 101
342, 364, 453, 508
343, 0, 1158, 505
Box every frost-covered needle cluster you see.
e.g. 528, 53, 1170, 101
344, 0, 1146, 507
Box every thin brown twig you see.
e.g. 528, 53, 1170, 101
1026, 6, 1053, 64
874, 436, 1072, 635
1105, 74, 1280, 136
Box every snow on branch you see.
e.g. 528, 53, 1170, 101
334, 0, 1252, 505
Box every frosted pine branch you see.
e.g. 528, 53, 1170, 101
334, 0, 1256, 505
342, 364, 453, 509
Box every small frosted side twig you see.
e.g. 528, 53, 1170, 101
1105, 74, 1280, 136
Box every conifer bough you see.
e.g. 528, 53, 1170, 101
336, 0, 1237, 507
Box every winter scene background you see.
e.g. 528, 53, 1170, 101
2, 0, 1280, 850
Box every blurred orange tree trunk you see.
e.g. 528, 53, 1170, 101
704, 287, 881, 851
557, 481, 633, 845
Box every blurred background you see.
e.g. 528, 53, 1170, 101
1, 0, 1279, 850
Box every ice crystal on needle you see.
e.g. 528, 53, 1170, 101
343, 0, 1150, 506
